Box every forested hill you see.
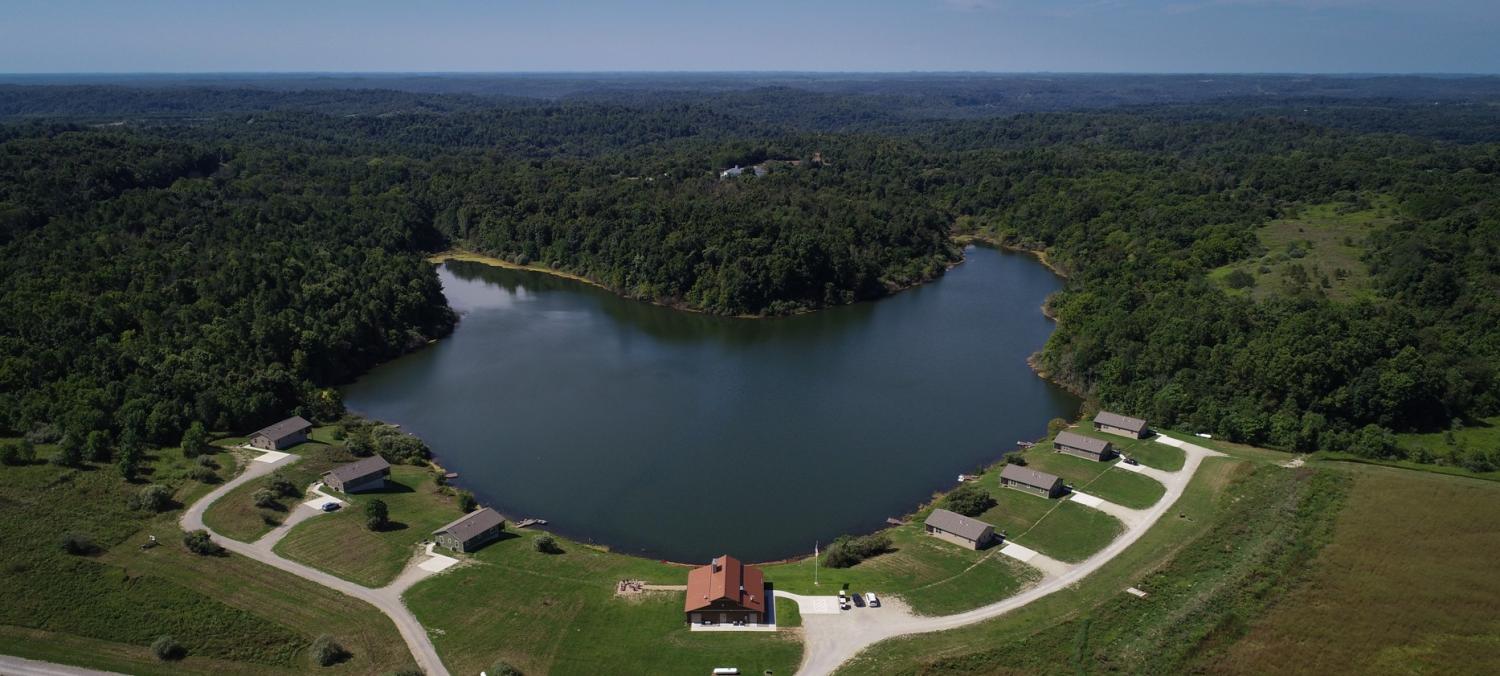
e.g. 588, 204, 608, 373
1, 82, 1497, 471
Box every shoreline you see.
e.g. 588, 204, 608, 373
415, 238, 1086, 568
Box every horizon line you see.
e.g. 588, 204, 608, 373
2, 70, 1499, 78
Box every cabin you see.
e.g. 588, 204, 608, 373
923, 508, 996, 550
433, 507, 506, 553
320, 456, 391, 494
1054, 430, 1116, 462
1093, 411, 1149, 439
684, 555, 767, 626
999, 463, 1065, 498
248, 416, 312, 451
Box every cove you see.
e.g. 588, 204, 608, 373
343, 246, 1079, 563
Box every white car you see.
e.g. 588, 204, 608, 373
865, 592, 879, 607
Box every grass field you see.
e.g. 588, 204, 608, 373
404, 527, 802, 676
1020, 433, 1167, 508
838, 456, 1344, 675
201, 442, 356, 542
274, 465, 462, 587
1212, 464, 1500, 674
1208, 198, 1396, 302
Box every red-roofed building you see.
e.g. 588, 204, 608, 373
684, 555, 767, 626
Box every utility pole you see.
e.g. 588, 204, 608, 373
813, 540, 819, 586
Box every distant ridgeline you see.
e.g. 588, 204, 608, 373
0, 77, 1496, 468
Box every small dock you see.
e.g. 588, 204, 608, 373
1016, 441, 1036, 449
515, 518, 548, 529
885, 518, 906, 526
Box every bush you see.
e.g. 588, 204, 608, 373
1224, 268, 1256, 289
823, 533, 892, 569
151, 635, 185, 661
129, 484, 175, 512
371, 427, 431, 465
1046, 418, 1070, 439
533, 535, 561, 554
60, 532, 96, 555
1004, 454, 1028, 466
252, 488, 281, 509
25, 423, 61, 444
196, 454, 219, 469
941, 482, 997, 517
183, 529, 223, 556
456, 490, 476, 513
365, 498, 389, 531
491, 660, 524, 676
310, 634, 350, 667
86, 430, 112, 462
0, 440, 36, 466
188, 466, 219, 483
266, 472, 299, 498
51, 434, 83, 466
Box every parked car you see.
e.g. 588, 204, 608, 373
865, 592, 880, 607
321, 502, 341, 512
851, 593, 865, 607
1123, 456, 1140, 466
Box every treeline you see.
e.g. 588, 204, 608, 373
1, 87, 1497, 464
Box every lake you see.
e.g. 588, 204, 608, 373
343, 246, 1078, 562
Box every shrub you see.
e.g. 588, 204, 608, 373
1046, 417, 1069, 439
51, 434, 84, 466
25, 423, 61, 444
129, 484, 175, 512
183, 529, 223, 556
456, 490, 476, 513
180, 422, 210, 458
0, 440, 36, 466
310, 634, 349, 667
260, 511, 284, 526
188, 466, 219, 483
266, 472, 299, 498
86, 430, 112, 462
1004, 454, 1028, 466
491, 660, 524, 676
533, 535, 561, 554
371, 427, 431, 465
196, 454, 219, 469
942, 482, 997, 517
151, 635, 185, 661
60, 532, 96, 556
252, 488, 281, 509
365, 498, 389, 531
823, 533, 892, 569
1224, 269, 1256, 289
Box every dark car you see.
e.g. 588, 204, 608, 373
1123, 456, 1140, 466
321, 502, 341, 512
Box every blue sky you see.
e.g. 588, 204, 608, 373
1, 0, 1496, 73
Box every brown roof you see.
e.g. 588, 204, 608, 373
252, 416, 312, 442
1093, 411, 1148, 434
433, 507, 506, 543
1000, 463, 1063, 490
684, 555, 766, 614
1055, 430, 1113, 455
322, 455, 391, 485
924, 508, 994, 542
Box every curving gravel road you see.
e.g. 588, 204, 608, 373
786, 437, 1225, 675
179, 452, 451, 676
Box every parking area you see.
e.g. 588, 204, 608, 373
250, 449, 290, 464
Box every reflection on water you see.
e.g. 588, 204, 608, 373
346, 247, 1078, 562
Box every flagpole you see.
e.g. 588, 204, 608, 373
814, 540, 819, 586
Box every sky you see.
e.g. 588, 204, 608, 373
0, 0, 1496, 74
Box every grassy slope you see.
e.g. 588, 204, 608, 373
201, 436, 355, 543
274, 465, 461, 587
1024, 432, 1167, 508
405, 527, 802, 676
1208, 198, 1395, 302
1210, 463, 1500, 674
1395, 415, 1500, 474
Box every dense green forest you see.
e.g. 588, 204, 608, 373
1, 79, 1497, 468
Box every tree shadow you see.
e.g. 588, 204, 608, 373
362, 482, 416, 495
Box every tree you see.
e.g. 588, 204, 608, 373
365, 498, 389, 531
533, 535, 561, 554
86, 430, 112, 462
941, 482, 996, 517
180, 422, 210, 458
117, 433, 144, 481
1046, 418, 1070, 439
456, 490, 476, 513
60, 532, 96, 555
252, 488, 280, 509
189, 466, 219, 483
266, 472, 299, 498
823, 533, 892, 569
490, 660, 524, 676
151, 636, 185, 661
183, 529, 223, 556
51, 434, 84, 467
310, 635, 349, 667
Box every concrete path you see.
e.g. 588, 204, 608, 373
997, 541, 1072, 578
180, 451, 451, 676
1068, 490, 1149, 528
0, 656, 123, 676
785, 438, 1225, 675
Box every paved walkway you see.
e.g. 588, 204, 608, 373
180, 451, 451, 676
1068, 490, 1148, 528
784, 437, 1225, 675
997, 541, 1071, 578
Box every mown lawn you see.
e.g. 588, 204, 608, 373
273, 465, 461, 587
1079, 468, 1165, 509
1108, 433, 1185, 471
405, 527, 801, 676
201, 441, 356, 543
1213, 464, 1500, 675
1016, 432, 1167, 508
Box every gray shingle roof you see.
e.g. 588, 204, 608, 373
924, 508, 993, 541
1055, 430, 1112, 455
1093, 411, 1148, 434
322, 455, 390, 485
434, 507, 505, 543
1000, 463, 1063, 489
252, 416, 312, 442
